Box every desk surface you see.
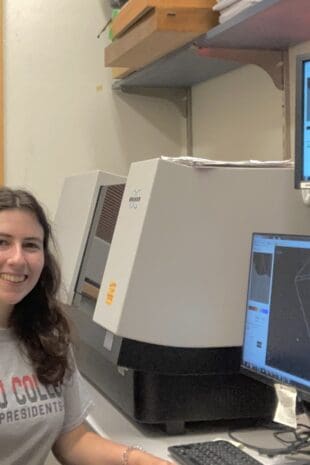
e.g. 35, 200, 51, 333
84, 379, 308, 465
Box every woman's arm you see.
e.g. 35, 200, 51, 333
53, 422, 173, 465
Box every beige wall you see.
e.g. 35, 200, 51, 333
192, 64, 283, 161
192, 41, 310, 162
3, 2, 310, 219
3, 0, 185, 218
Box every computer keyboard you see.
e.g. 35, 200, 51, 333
168, 440, 263, 465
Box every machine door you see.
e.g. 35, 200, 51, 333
74, 183, 125, 310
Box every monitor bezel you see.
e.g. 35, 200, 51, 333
240, 232, 310, 404
295, 52, 310, 189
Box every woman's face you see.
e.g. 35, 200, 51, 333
0, 209, 45, 322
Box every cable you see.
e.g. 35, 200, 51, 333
227, 423, 310, 458
97, 19, 112, 39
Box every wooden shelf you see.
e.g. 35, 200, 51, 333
114, 0, 310, 90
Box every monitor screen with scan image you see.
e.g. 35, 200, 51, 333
295, 53, 310, 188
241, 233, 310, 405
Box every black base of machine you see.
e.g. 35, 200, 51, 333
71, 305, 276, 434
76, 338, 276, 434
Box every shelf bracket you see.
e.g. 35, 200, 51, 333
112, 82, 189, 117
195, 46, 285, 90
112, 82, 193, 154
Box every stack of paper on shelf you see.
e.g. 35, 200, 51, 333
161, 155, 293, 168
213, 0, 263, 24
105, 0, 219, 79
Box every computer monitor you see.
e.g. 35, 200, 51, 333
241, 233, 310, 404
295, 53, 310, 188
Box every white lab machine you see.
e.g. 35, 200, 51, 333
54, 158, 310, 433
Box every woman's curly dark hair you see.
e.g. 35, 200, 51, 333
1, 187, 72, 386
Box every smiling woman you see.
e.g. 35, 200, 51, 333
0, 188, 71, 387
0, 187, 173, 465
0, 209, 45, 321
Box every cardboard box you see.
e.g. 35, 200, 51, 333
105, 4, 218, 69
111, 0, 217, 39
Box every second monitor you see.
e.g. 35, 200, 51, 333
242, 233, 310, 407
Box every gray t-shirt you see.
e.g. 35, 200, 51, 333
0, 328, 93, 465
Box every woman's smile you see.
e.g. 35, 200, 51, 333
0, 273, 27, 283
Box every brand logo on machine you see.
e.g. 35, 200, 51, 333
129, 189, 142, 209
105, 281, 117, 306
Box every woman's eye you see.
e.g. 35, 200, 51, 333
0, 239, 8, 247
24, 242, 41, 250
